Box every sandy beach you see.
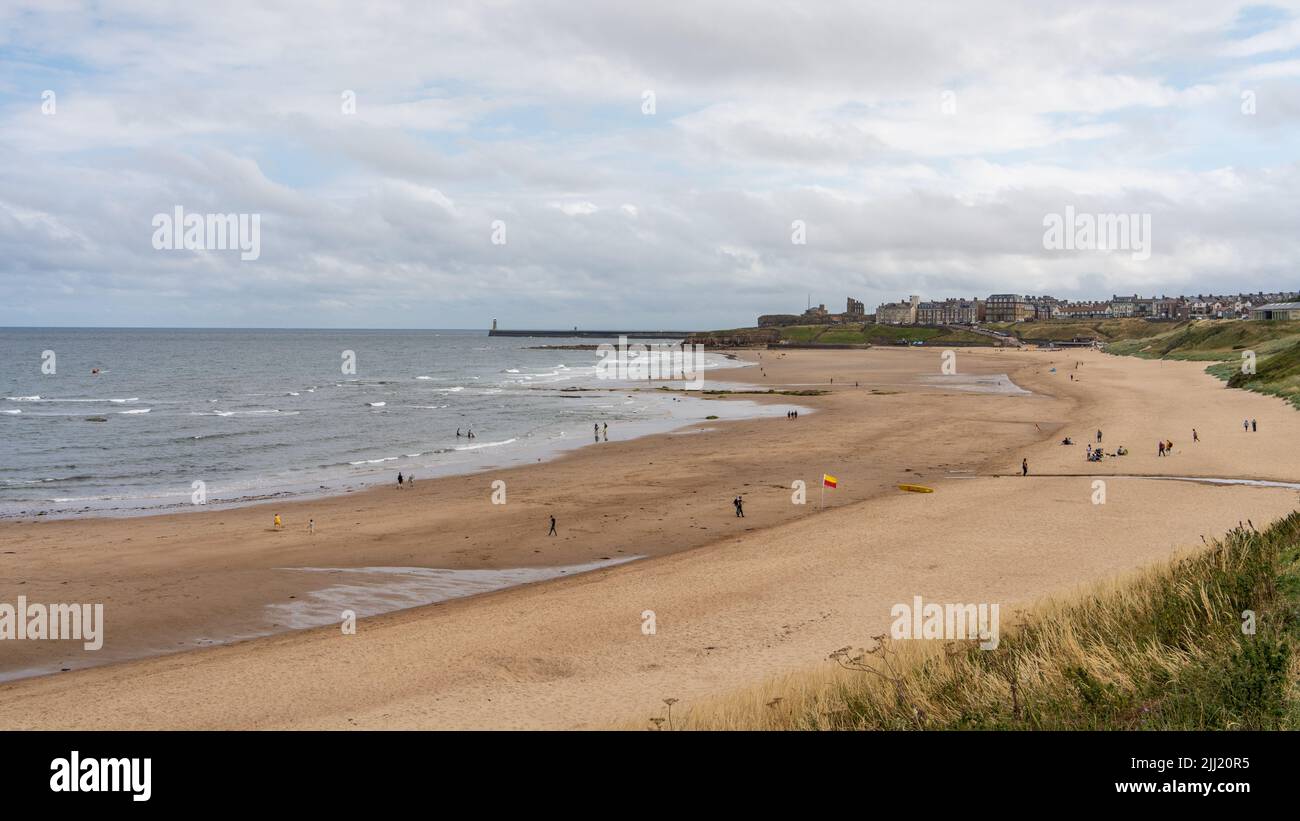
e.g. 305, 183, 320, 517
2, 346, 1298, 729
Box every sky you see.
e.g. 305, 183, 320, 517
1, 0, 1299, 329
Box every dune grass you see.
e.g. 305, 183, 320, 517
644, 513, 1300, 730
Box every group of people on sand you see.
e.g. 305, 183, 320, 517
397, 471, 415, 487
456, 427, 475, 439
786, 410, 799, 419
1057, 419, 1257, 463
1060, 429, 1129, 462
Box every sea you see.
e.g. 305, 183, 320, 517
0, 328, 770, 519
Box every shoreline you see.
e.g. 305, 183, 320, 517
0, 348, 1043, 682
0, 347, 763, 523
3, 382, 791, 523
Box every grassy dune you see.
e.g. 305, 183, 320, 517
987, 318, 1176, 343
647, 513, 1300, 730
1108, 319, 1300, 361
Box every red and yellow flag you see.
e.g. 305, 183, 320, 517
823, 474, 838, 489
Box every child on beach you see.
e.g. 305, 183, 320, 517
274, 514, 282, 529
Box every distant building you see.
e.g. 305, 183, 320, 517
1251, 302, 1300, 321
1110, 295, 1136, 318
986, 294, 1031, 323
916, 297, 984, 325
1024, 295, 1061, 321
846, 297, 866, 318
876, 295, 920, 325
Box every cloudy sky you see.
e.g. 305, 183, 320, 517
2, 0, 1299, 329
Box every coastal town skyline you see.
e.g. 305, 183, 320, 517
761, 288, 1300, 328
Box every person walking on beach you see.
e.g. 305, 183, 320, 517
1021, 458, 1028, 476
1096, 429, 1102, 443
274, 513, 282, 530
407, 473, 414, 488
397, 471, 404, 488
1193, 428, 1199, 443
1244, 419, 1249, 432
734, 495, 745, 517
1252, 419, 1257, 432
603, 422, 608, 440
1166, 439, 1174, 454
308, 518, 315, 536
548, 515, 557, 536
467, 428, 474, 439
1158, 441, 1165, 457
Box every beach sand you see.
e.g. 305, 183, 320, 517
1, 346, 1297, 728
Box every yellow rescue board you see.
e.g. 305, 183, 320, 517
897, 484, 934, 493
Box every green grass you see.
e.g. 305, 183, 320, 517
779, 325, 830, 342
693, 322, 1000, 347
985, 318, 1175, 343
805, 323, 979, 345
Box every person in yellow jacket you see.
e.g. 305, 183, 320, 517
274, 513, 282, 530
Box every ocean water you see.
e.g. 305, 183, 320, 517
0, 328, 763, 518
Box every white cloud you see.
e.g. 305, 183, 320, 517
1, 0, 1299, 329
